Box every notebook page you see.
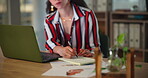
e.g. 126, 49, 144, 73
58, 57, 95, 65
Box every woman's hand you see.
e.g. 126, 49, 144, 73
53, 46, 75, 58
78, 49, 94, 57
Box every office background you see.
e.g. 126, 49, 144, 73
0, 0, 46, 51
0, 0, 148, 62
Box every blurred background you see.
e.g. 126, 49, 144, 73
0, 0, 148, 62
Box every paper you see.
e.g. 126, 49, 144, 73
42, 61, 95, 77
58, 57, 95, 65
42, 66, 95, 77
42, 60, 110, 77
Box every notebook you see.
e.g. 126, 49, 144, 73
59, 57, 95, 65
0, 25, 61, 63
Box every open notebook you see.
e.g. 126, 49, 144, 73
58, 57, 95, 66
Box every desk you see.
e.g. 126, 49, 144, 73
0, 49, 148, 78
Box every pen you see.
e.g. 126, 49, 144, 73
74, 49, 78, 58
68, 41, 78, 58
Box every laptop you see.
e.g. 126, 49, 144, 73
0, 25, 61, 63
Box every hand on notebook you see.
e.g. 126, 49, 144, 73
78, 49, 94, 57
53, 46, 76, 59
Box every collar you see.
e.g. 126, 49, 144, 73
72, 4, 85, 21
53, 11, 60, 24
47, 4, 89, 24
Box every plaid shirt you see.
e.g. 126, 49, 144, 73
44, 4, 100, 53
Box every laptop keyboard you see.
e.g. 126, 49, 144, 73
40, 52, 61, 62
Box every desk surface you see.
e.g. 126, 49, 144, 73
0, 49, 148, 78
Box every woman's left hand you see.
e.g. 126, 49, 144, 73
78, 49, 94, 57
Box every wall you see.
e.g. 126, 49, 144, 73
32, 0, 46, 51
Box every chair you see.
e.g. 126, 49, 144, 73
94, 47, 135, 78
144, 52, 148, 62
99, 32, 109, 58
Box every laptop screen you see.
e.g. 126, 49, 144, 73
0, 25, 43, 62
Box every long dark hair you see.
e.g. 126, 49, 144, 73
46, 0, 88, 14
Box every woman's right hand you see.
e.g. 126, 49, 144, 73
53, 46, 75, 59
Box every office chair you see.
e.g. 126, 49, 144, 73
99, 32, 109, 58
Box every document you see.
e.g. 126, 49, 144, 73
42, 61, 95, 77
42, 66, 94, 77
42, 60, 110, 77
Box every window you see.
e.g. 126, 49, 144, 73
0, 0, 8, 24
20, 0, 33, 25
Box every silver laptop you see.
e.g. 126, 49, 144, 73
0, 25, 61, 62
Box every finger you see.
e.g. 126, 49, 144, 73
80, 49, 89, 54
63, 53, 72, 59
61, 50, 72, 58
77, 49, 83, 56
66, 46, 73, 52
78, 49, 91, 56
63, 55, 71, 59
85, 53, 93, 57
85, 54, 91, 57
66, 50, 75, 56
66, 46, 75, 56
78, 49, 85, 56
73, 48, 78, 56
83, 53, 90, 57
85, 49, 90, 53
64, 49, 76, 58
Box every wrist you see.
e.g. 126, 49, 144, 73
53, 46, 63, 54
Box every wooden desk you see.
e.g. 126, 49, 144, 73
0, 47, 95, 78
0, 49, 148, 78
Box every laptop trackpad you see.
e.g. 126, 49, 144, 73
40, 52, 61, 62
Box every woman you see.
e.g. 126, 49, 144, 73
44, 0, 100, 58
